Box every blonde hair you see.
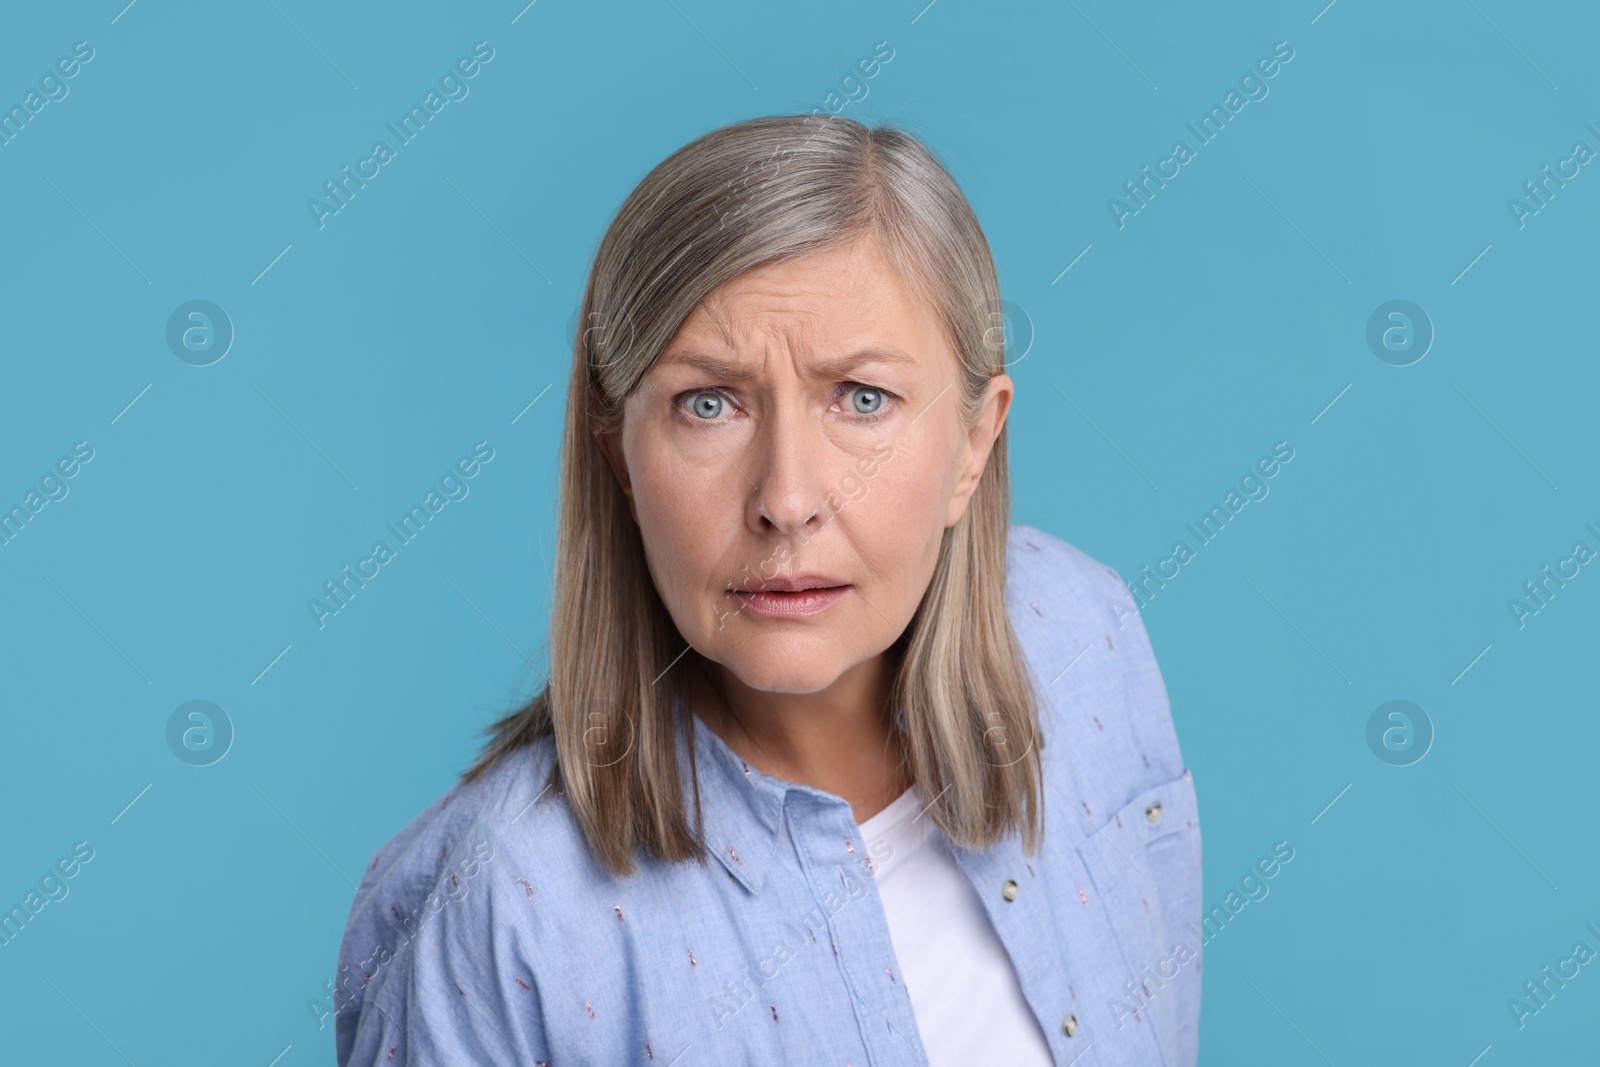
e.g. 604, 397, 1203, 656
461, 113, 1044, 878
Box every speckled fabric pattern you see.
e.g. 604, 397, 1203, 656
334, 523, 1200, 1067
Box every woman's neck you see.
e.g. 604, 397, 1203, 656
691, 654, 911, 823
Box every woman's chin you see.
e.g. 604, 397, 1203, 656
706, 651, 847, 697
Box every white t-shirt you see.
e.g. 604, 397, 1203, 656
856, 784, 1056, 1066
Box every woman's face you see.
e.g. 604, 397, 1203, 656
597, 235, 1012, 697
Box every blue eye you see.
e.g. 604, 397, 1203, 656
688, 392, 724, 420
847, 385, 885, 416
673, 384, 894, 425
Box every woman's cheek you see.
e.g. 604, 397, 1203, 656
866, 452, 942, 520
637, 451, 716, 532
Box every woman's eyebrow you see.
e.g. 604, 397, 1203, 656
657, 346, 917, 380
813, 346, 919, 376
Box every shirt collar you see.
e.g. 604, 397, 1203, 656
670, 695, 989, 894
673, 692, 792, 894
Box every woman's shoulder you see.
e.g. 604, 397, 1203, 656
1004, 521, 1157, 686
342, 738, 566, 906
1006, 522, 1133, 619
333, 736, 590, 1061
1004, 522, 1192, 824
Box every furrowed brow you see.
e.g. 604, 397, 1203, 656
656, 346, 916, 381
810, 346, 918, 377
655, 352, 757, 381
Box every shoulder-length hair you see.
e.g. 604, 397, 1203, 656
460, 113, 1044, 878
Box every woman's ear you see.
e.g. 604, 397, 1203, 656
589, 388, 640, 523
945, 373, 1014, 528
593, 428, 631, 493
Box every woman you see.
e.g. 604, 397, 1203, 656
335, 114, 1201, 1067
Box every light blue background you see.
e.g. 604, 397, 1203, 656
1, 0, 1595, 1063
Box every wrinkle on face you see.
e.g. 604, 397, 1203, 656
595, 234, 1010, 741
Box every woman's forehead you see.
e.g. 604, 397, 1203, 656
665, 280, 939, 368
654, 344, 923, 383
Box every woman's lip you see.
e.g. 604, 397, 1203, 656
728, 585, 851, 618
738, 573, 848, 592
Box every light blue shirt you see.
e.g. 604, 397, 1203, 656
334, 523, 1202, 1066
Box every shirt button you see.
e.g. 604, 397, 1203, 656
1146, 800, 1163, 824
1001, 879, 1018, 901
1062, 1014, 1078, 1037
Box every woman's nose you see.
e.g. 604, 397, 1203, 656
747, 399, 831, 536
